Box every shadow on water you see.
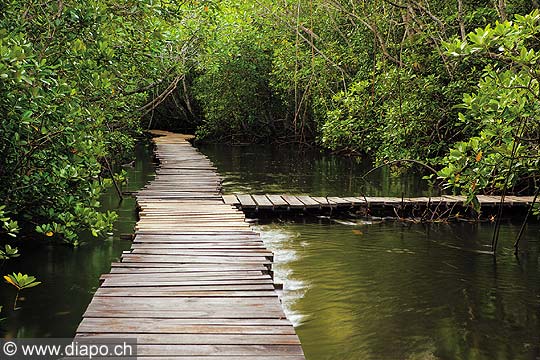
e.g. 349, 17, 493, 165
0, 142, 155, 338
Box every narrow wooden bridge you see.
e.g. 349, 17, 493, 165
222, 193, 536, 211
76, 131, 305, 359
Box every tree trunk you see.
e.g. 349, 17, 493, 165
457, 0, 466, 40
496, 0, 507, 21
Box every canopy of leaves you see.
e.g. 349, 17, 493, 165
0, 0, 190, 244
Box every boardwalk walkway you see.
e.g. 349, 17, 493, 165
223, 194, 536, 211
76, 131, 305, 359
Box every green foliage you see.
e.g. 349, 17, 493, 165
187, 0, 533, 160
4, 272, 41, 310
1, 204, 41, 311
192, 2, 283, 141
0, 0, 184, 244
0, 207, 20, 260
439, 10, 540, 204
0, 245, 20, 261
185, 0, 538, 198
0, 205, 19, 238
4, 273, 41, 291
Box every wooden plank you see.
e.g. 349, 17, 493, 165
101, 271, 268, 280
101, 278, 275, 287
76, 333, 301, 345
134, 344, 304, 356
327, 197, 350, 205
236, 195, 257, 208
311, 197, 331, 205
85, 307, 285, 319
131, 243, 267, 249
281, 195, 304, 208
252, 195, 273, 208
73, 357, 305, 360
222, 195, 240, 205
442, 195, 465, 203
78, 321, 297, 335
110, 262, 268, 271
295, 196, 320, 208
477, 195, 501, 204
94, 289, 278, 297
130, 249, 274, 257
266, 195, 288, 207
120, 254, 271, 264
343, 197, 366, 205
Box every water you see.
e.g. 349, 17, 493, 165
198, 143, 432, 196
0, 142, 155, 338
198, 144, 540, 360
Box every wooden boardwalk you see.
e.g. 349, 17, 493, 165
223, 194, 537, 211
76, 131, 305, 359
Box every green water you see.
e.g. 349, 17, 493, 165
199, 144, 540, 360
198, 143, 432, 196
0, 143, 155, 338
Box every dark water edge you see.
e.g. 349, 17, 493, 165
0, 142, 155, 338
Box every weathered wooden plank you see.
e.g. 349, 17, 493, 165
101, 271, 267, 280
94, 288, 278, 297
295, 196, 320, 208
311, 197, 332, 205
131, 243, 267, 249
237, 195, 257, 208
326, 197, 351, 205
130, 249, 273, 257
77, 318, 295, 335
252, 195, 274, 208
222, 194, 240, 205
76, 333, 301, 345
84, 309, 286, 319
476, 195, 500, 204
110, 262, 268, 271
120, 254, 271, 264
342, 197, 364, 205
101, 278, 275, 287
281, 195, 304, 208
134, 344, 304, 356
442, 195, 465, 203
266, 195, 288, 207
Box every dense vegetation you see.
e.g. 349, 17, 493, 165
0, 0, 194, 245
179, 0, 539, 208
1, 0, 539, 250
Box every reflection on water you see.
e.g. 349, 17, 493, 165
0, 143, 155, 338
198, 144, 540, 360
258, 220, 540, 360
198, 144, 433, 196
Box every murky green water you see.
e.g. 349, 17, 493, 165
0, 143, 155, 338
199, 144, 540, 360
198, 143, 432, 196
